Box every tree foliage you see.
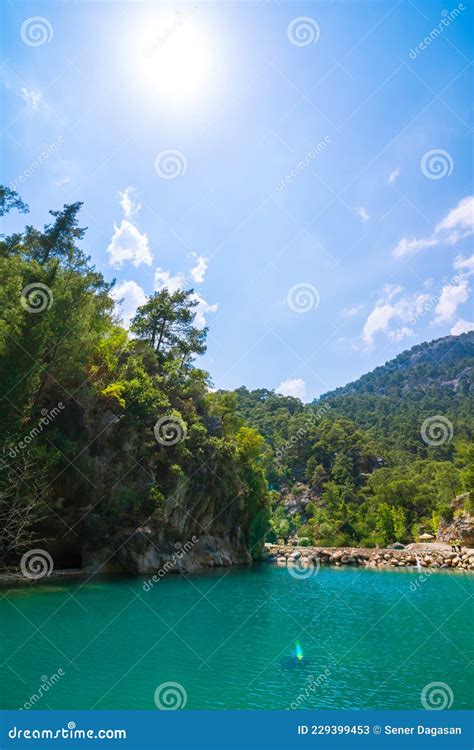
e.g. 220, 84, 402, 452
0, 190, 269, 565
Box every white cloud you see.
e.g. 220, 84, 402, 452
362, 287, 432, 347
383, 283, 404, 301
451, 319, 474, 335
20, 87, 42, 111
154, 253, 209, 292
356, 207, 370, 222
191, 292, 218, 329
388, 167, 400, 184
107, 220, 152, 269
394, 195, 474, 258
453, 253, 474, 275
189, 254, 208, 284
55, 176, 71, 188
393, 236, 438, 258
110, 280, 147, 326
363, 239, 473, 346
362, 304, 396, 347
433, 278, 470, 324
435, 196, 474, 244
119, 186, 141, 220
107, 189, 152, 268
154, 267, 187, 294
276, 377, 306, 402
388, 326, 413, 342
342, 304, 364, 318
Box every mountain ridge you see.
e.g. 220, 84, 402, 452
317, 331, 474, 402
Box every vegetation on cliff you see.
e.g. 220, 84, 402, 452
0, 190, 269, 567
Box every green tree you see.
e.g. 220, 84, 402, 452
130, 289, 207, 365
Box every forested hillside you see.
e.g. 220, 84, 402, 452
318, 334, 473, 456
233, 334, 473, 547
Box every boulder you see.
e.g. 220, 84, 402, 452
288, 552, 301, 561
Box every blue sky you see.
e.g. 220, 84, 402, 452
1, 0, 473, 401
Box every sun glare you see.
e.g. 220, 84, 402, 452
136, 11, 213, 106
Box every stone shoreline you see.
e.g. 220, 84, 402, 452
264, 543, 474, 571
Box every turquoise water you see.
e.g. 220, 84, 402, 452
1, 564, 472, 710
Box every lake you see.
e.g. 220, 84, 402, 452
1, 564, 472, 710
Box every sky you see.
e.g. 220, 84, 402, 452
1, 0, 473, 402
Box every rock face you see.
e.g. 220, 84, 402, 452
437, 495, 474, 547
282, 483, 317, 519
44, 403, 256, 575
438, 513, 474, 547
81, 517, 251, 575
264, 544, 474, 571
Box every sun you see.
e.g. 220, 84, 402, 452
136, 11, 213, 106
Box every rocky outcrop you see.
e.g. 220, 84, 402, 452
81, 516, 251, 575
437, 513, 474, 547
436, 494, 474, 547
282, 484, 317, 519
264, 544, 474, 571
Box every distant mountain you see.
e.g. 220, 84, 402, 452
319, 332, 474, 400
316, 332, 473, 455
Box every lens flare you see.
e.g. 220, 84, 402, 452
295, 641, 304, 661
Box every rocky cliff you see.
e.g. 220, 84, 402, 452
42, 399, 261, 575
